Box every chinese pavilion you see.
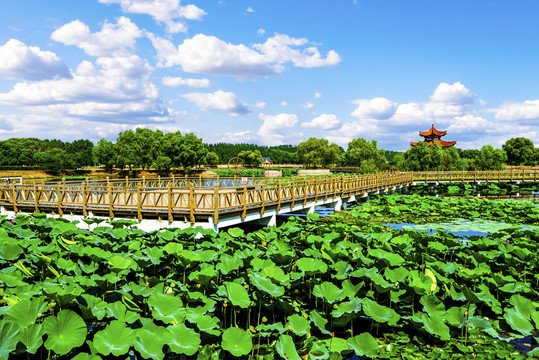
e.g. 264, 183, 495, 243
410, 124, 456, 147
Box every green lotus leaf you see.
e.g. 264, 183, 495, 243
287, 314, 310, 336
168, 324, 201, 356
347, 332, 379, 358
250, 272, 285, 297
368, 248, 405, 266
310, 310, 331, 335
326, 337, 349, 353
332, 297, 362, 318
421, 313, 450, 341
221, 327, 252, 357
193, 249, 219, 262
43, 309, 87, 355
250, 258, 276, 271
261, 266, 290, 285
504, 307, 534, 336
333, 260, 352, 280
134, 328, 166, 360
108, 255, 133, 270
227, 227, 244, 238
468, 316, 499, 338
419, 295, 445, 316
312, 281, 344, 304
408, 270, 436, 295
71, 353, 102, 360
18, 323, 44, 354
275, 334, 301, 360
78, 294, 107, 320
384, 266, 409, 283
158, 230, 175, 241
189, 266, 218, 285
341, 279, 364, 300
308, 340, 329, 360
216, 253, 243, 275
443, 306, 467, 327
4, 297, 47, 328
362, 298, 400, 326
111, 227, 128, 239
509, 294, 535, 318
0, 243, 23, 261
371, 232, 392, 242
147, 292, 186, 325
194, 314, 220, 334
0, 321, 20, 360
295, 257, 328, 276
475, 284, 502, 314
163, 242, 183, 255
93, 320, 134, 356
106, 301, 140, 323
224, 281, 251, 308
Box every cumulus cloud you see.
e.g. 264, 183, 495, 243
493, 100, 539, 123
257, 113, 298, 145
148, 33, 341, 79
351, 97, 398, 120
181, 90, 251, 116
430, 81, 475, 104
314, 92, 322, 99
0, 39, 71, 81
280, 101, 288, 107
51, 17, 143, 56
257, 29, 266, 36
301, 102, 314, 109
162, 76, 210, 88
255, 101, 266, 109
246, 6, 255, 13
302, 113, 340, 129
0, 54, 172, 124
99, 0, 205, 33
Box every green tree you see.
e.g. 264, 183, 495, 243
179, 133, 208, 169
502, 137, 536, 165
134, 128, 157, 170
342, 138, 387, 172
298, 138, 340, 168
33, 148, 74, 172
474, 145, 506, 170
115, 130, 139, 170
92, 139, 116, 172
204, 152, 219, 166
402, 142, 463, 171
238, 150, 263, 167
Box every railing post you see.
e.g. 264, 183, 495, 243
106, 176, 110, 186
277, 180, 282, 211
56, 183, 63, 215
108, 184, 113, 218
189, 182, 195, 224
137, 186, 142, 220
158, 175, 161, 187
33, 181, 39, 213
242, 183, 247, 219
260, 183, 266, 215
10, 184, 17, 213
82, 182, 87, 216
167, 184, 173, 222
171, 174, 175, 186
213, 181, 220, 224
291, 177, 296, 209
125, 175, 129, 188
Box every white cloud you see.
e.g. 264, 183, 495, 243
493, 100, 539, 123
351, 97, 398, 120
280, 101, 288, 107
257, 113, 298, 145
257, 29, 266, 36
162, 76, 210, 88
149, 33, 341, 79
181, 90, 251, 116
99, 0, 205, 33
0, 54, 171, 124
302, 113, 340, 129
0, 39, 71, 81
255, 101, 266, 109
301, 102, 314, 109
246, 6, 254, 13
314, 92, 322, 99
430, 81, 475, 104
51, 17, 143, 56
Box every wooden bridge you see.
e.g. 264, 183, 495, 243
0, 170, 538, 231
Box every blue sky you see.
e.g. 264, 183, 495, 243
1, 0, 539, 151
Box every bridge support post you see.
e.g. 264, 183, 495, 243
334, 198, 342, 212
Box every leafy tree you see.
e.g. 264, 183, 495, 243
502, 137, 536, 165
204, 152, 219, 166
135, 128, 157, 170
473, 145, 507, 170
92, 139, 116, 172
33, 148, 74, 172
115, 130, 139, 170
179, 133, 208, 169
238, 150, 263, 167
65, 139, 94, 168
341, 138, 387, 172
402, 142, 464, 171
298, 138, 340, 168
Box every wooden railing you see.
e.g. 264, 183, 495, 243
0, 172, 412, 224
2, 170, 539, 225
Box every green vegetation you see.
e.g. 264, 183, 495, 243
297, 138, 342, 168
1, 194, 538, 359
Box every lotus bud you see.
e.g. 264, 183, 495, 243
223, 301, 227, 308
294, 307, 299, 312
331, 332, 335, 337
288, 325, 292, 331
464, 310, 468, 316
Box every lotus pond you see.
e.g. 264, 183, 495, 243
0, 194, 538, 359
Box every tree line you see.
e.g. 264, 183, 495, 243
0, 129, 536, 172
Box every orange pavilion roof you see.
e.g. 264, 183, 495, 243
419, 124, 447, 137
410, 139, 456, 147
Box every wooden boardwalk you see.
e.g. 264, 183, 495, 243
0, 170, 538, 228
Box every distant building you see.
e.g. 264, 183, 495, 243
411, 124, 456, 147
262, 157, 273, 167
